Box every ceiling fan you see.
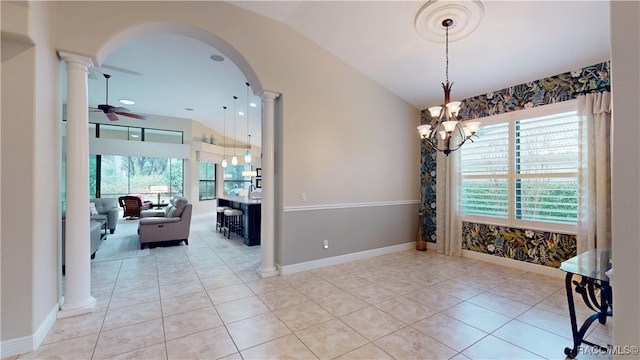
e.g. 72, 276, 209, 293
90, 74, 146, 121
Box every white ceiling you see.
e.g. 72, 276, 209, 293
86, 1, 611, 144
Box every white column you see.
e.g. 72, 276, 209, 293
58, 51, 96, 318
257, 90, 279, 278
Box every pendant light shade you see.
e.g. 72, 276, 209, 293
244, 139, 252, 163
221, 106, 228, 168
244, 82, 252, 164
231, 96, 238, 166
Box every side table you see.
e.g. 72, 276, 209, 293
100, 219, 108, 240
559, 249, 612, 358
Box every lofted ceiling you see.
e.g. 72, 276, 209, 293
86, 1, 611, 145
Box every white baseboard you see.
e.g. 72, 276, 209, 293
0, 303, 58, 358
279, 242, 415, 275
462, 249, 565, 279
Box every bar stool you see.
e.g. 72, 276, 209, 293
216, 206, 230, 233
223, 208, 244, 239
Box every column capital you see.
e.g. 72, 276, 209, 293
259, 90, 280, 102
58, 51, 94, 68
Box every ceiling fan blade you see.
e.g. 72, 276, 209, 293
105, 112, 119, 121
89, 107, 102, 112
114, 111, 147, 120
96, 74, 144, 120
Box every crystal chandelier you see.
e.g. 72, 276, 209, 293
417, 18, 481, 155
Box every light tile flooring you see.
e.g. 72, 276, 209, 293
10, 216, 611, 359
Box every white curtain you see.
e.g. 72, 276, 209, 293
577, 92, 612, 254
435, 149, 462, 256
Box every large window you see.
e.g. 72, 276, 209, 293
95, 155, 183, 204
62, 121, 185, 205
98, 123, 183, 144
199, 162, 216, 201
460, 102, 579, 231
223, 164, 253, 196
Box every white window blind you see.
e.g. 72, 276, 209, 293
461, 123, 509, 218
461, 105, 579, 228
515, 112, 579, 224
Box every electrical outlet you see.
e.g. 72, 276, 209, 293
301, 192, 307, 202
323, 240, 328, 249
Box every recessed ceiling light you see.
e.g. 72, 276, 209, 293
130, 134, 139, 138
120, 99, 135, 105
210, 55, 224, 62
249, 102, 257, 107
238, 111, 245, 116
185, 108, 194, 111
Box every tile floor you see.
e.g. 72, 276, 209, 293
8, 216, 612, 360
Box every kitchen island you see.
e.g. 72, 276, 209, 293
218, 196, 261, 246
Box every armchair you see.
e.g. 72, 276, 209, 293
90, 197, 119, 234
119, 196, 142, 219
138, 196, 192, 249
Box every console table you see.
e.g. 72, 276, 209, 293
559, 249, 612, 358
218, 196, 261, 246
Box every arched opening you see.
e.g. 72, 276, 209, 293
60, 22, 277, 316
95, 22, 262, 95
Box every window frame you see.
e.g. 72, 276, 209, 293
460, 100, 579, 234
199, 162, 217, 201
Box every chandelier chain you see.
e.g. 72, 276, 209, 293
445, 22, 449, 84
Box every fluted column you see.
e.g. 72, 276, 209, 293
258, 90, 279, 278
58, 51, 96, 318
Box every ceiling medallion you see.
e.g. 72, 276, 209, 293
415, 0, 485, 42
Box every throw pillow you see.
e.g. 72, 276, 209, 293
89, 202, 99, 216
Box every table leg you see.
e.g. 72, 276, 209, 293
564, 272, 580, 358
101, 220, 108, 240
564, 273, 612, 358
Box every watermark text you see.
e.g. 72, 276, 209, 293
578, 345, 639, 356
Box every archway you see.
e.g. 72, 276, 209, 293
94, 22, 278, 277
95, 22, 263, 96
61, 21, 278, 317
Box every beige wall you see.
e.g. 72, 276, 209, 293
610, 0, 640, 352
1, 0, 60, 345
1, 27, 38, 343
31, 0, 61, 338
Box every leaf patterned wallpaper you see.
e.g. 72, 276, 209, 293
420, 61, 610, 268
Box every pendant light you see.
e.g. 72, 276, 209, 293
221, 106, 228, 168
231, 96, 238, 166
244, 82, 252, 164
